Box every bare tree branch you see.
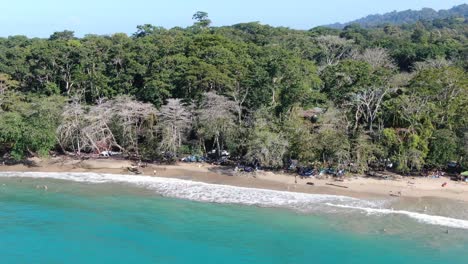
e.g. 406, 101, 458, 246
158, 99, 192, 154
315, 35, 354, 66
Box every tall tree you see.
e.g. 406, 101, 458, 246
196, 92, 237, 156
192, 11, 212, 28
314, 35, 354, 66
158, 99, 192, 154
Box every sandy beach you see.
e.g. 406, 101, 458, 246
1, 157, 467, 202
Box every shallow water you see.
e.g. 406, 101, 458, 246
0, 173, 467, 263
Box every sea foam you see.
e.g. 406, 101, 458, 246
1, 171, 467, 230
326, 203, 468, 230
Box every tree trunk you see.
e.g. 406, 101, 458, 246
215, 133, 221, 158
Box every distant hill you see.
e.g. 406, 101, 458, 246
325, 4, 468, 28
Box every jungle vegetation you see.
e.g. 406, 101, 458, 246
0, 11, 466, 173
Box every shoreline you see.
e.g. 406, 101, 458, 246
1, 157, 467, 203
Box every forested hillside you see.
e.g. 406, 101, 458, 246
0, 12, 467, 173
327, 4, 467, 29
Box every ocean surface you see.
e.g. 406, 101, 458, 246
0, 172, 467, 264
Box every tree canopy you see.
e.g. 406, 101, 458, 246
0, 11, 467, 173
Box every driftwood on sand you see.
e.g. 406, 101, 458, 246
127, 166, 142, 174
326, 183, 348, 189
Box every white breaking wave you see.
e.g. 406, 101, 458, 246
0, 171, 467, 230
326, 204, 468, 230
0, 171, 370, 208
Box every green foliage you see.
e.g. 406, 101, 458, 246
408, 66, 467, 130
427, 129, 459, 168
245, 108, 288, 168
0, 112, 24, 159
320, 60, 376, 103
309, 107, 351, 164
312, 128, 350, 165
49, 30, 75, 41
192, 11, 212, 28
0, 73, 19, 92
0, 94, 65, 159
0, 12, 466, 174
327, 4, 467, 29
351, 133, 384, 173
381, 128, 430, 173
281, 108, 315, 163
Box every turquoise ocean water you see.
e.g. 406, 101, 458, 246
0, 172, 467, 264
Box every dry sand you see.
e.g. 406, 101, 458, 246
1, 157, 467, 202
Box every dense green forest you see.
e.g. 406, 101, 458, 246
327, 4, 467, 28
0, 11, 467, 173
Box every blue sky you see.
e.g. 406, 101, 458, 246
0, 0, 465, 37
